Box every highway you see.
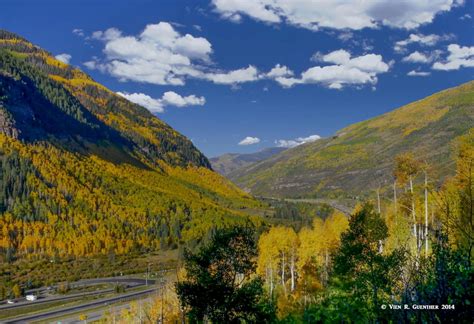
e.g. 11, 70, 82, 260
3, 286, 159, 323
0, 277, 156, 312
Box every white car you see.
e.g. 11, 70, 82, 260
26, 295, 37, 301
6, 299, 15, 304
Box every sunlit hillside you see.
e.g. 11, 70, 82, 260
230, 81, 474, 198
0, 30, 263, 262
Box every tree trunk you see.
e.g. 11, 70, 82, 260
377, 187, 384, 253
281, 252, 286, 293
410, 176, 417, 238
290, 252, 295, 292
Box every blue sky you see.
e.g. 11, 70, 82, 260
1, 0, 473, 157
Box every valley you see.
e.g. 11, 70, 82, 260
0, 15, 472, 322
222, 81, 474, 199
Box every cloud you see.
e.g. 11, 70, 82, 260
212, 0, 460, 30
55, 53, 72, 64
460, 13, 471, 20
117, 90, 205, 113
117, 92, 164, 113
407, 70, 431, 76
205, 65, 260, 84
275, 49, 390, 89
86, 22, 261, 87
91, 27, 123, 41
72, 28, 85, 37
266, 64, 294, 78
394, 33, 453, 53
161, 91, 206, 107
275, 134, 321, 148
238, 136, 260, 145
338, 31, 354, 42
402, 51, 430, 63
432, 44, 474, 70
310, 51, 324, 62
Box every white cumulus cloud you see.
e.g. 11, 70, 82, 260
91, 27, 123, 41
275, 49, 390, 89
161, 91, 206, 107
432, 44, 474, 70
205, 65, 260, 84
55, 53, 72, 64
266, 64, 294, 78
117, 92, 164, 113
212, 0, 460, 30
238, 136, 260, 146
275, 134, 321, 148
402, 51, 430, 63
117, 91, 205, 113
85, 22, 261, 87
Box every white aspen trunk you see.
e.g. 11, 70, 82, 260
377, 187, 384, 253
290, 252, 295, 292
424, 171, 429, 255
410, 176, 417, 238
377, 188, 383, 253
281, 252, 286, 293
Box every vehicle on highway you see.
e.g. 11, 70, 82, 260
26, 295, 38, 301
6, 299, 15, 304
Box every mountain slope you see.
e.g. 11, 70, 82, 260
230, 81, 474, 198
210, 147, 286, 176
0, 30, 261, 260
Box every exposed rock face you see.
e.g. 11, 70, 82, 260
0, 107, 18, 138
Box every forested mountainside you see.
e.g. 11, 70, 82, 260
229, 81, 474, 198
0, 30, 261, 260
210, 147, 286, 177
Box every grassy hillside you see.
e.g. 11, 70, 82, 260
0, 30, 262, 262
210, 147, 286, 176
230, 81, 474, 198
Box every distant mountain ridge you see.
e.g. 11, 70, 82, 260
228, 81, 474, 198
0, 30, 261, 260
210, 147, 286, 176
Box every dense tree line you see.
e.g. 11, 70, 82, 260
0, 32, 262, 275
169, 132, 473, 323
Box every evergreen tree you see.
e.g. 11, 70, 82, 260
332, 203, 405, 322
176, 226, 276, 323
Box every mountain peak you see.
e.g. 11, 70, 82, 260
0, 30, 210, 169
